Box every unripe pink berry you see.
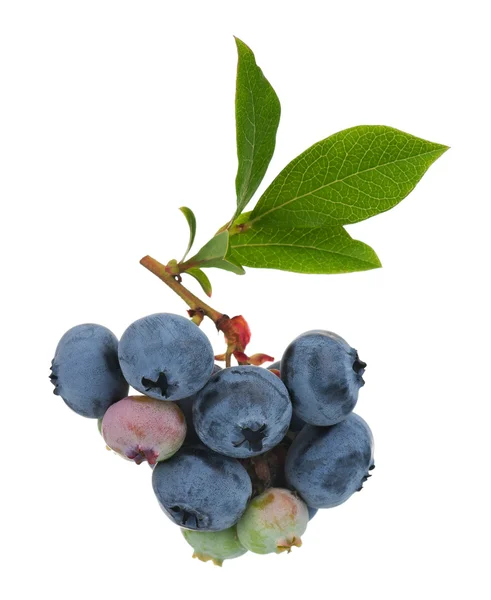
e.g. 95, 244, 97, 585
102, 395, 186, 465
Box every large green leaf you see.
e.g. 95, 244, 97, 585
234, 38, 281, 217
229, 226, 381, 274
248, 126, 448, 228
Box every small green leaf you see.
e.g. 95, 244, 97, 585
187, 231, 229, 264
185, 268, 213, 297
231, 211, 252, 227
249, 125, 448, 228
234, 37, 281, 217
201, 258, 246, 275
184, 231, 246, 274
229, 226, 381, 274
179, 206, 197, 261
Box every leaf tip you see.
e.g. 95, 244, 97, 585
369, 247, 383, 269
434, 142, 450, 156
234, 36, 257, 63
364, 248, 382, 270
234, 36, 247, 49
185, 267, 213, 298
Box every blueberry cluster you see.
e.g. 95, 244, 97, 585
50, 313, 375, 565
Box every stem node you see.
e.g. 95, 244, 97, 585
140, 255, 224, 324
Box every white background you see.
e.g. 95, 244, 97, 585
1, 1, 490, 598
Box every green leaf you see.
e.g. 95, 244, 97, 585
229, 226, 381, 274
249, 125, 448, 228
184, 231, 246, 274
232, 211, 252, 227
187, 231, 229, 264
179, 206, 197, 261
185, 268, 213, 297
201, 258, 246, 275
234, 37, 281, 217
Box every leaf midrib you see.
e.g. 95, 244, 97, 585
232, 239, 376, 265
237, 58, 257, 207
249, 147, 443, 225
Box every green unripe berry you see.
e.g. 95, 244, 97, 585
182, 526, 247, 566
237, 488, 309, 554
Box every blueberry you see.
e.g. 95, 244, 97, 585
268, 360, 306, 433
118, 313, 214, 401
176, 364, 222, 445
182, 526, 247, 566
281, 330, 366, 425
236, 488, 309, 554
307, 506, 318, 520
289, 412, 307, 433
193, 366, 292, 458
174, 395, 199, 444
50, 324, 128, 418
285, 413, 374, 508
152, 446, 252, 531
102, 395, 186, 465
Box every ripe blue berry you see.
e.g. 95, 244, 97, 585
285, 413, 374, 508
281, 330, 366, 425
193, 366, 292, 458
176, 364, 222, 445
118, 313, 214, 401
152, 446, 252, 531
269, 361, 306, 432
50, 324, 128, 418
289, 412, 307, 432
307, 506, 318, 520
